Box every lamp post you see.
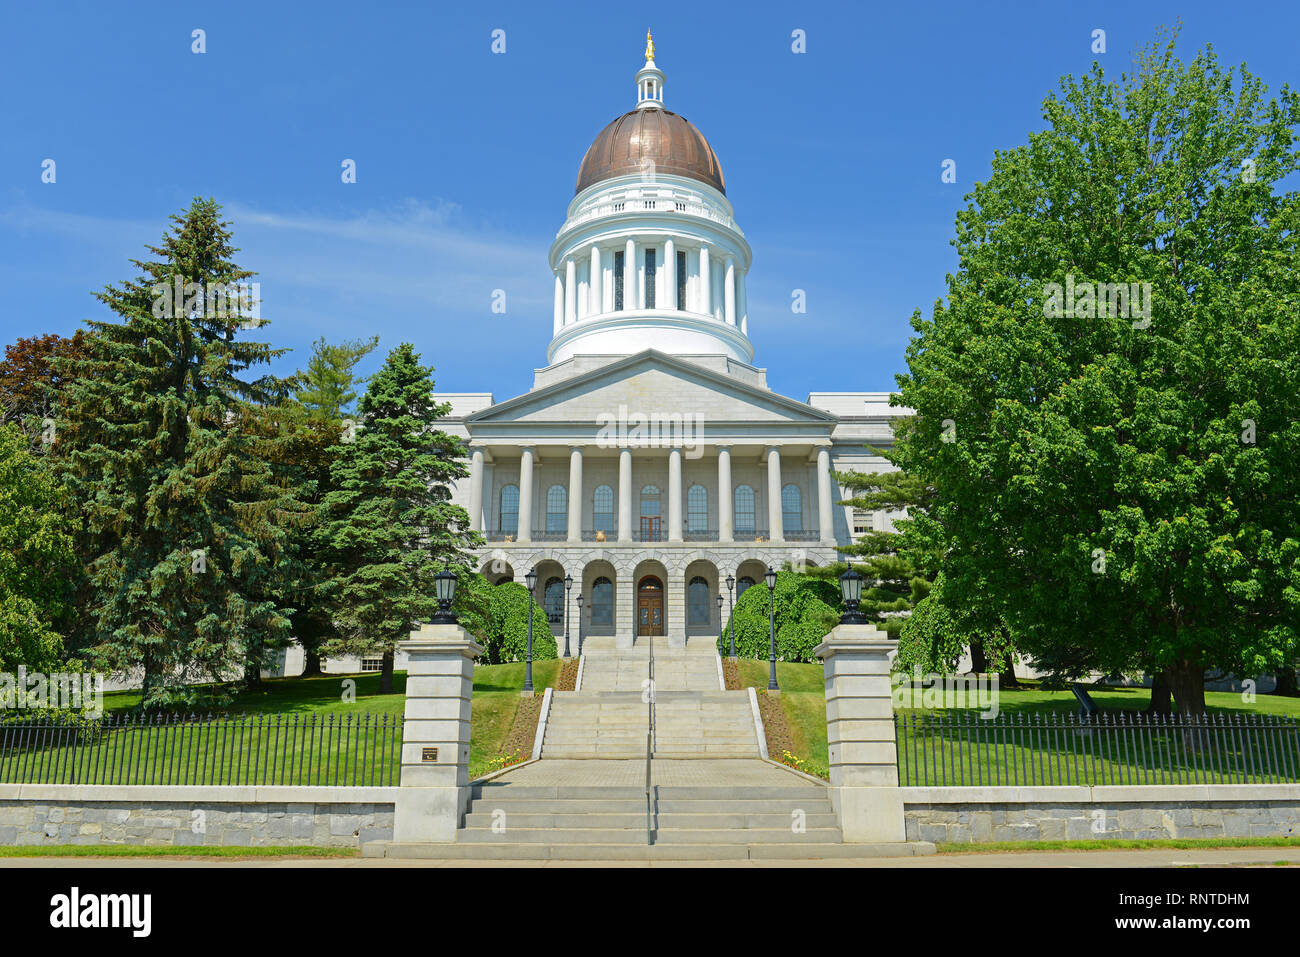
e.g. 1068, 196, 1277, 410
765, 565, 779, 691
523, 567, 537, 694
725, 574, 736, 659
432, 561, 459, 624
576, 593, 584, 656
716, 593, 723, 651
838, 566, 868, 624
563, 573, 573, 658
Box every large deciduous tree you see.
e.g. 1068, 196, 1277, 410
320, 343, 479, 692
893, 33, 1300, 715
0, 332, 91, 440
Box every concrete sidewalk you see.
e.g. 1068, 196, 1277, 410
4, 847, 1297, 868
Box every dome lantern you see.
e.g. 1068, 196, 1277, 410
635, 30, 665, 110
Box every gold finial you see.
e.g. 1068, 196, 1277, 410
645, 29, 655, 61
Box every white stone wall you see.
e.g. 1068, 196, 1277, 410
903, 786, 1300, 843
1, 801, 393, 848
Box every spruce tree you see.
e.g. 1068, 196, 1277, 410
320, 343, 479, 692
53, 198, 309, 707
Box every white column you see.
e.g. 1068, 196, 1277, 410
553, 274, 563, 335
766, 446, 784, 543
668, 448, 683, 542
663, 238, 675, 310
637, 242, 646, 309
567, 447, 583, 543
589, 246, 602, 318
468, 447, 484, 533
564, 259, 576, 325
517, 447, 534, 543
618, 448, 633, 542
738, 268, 748, 335
699, 245, 711, 316
624, 239, 636, 311
724, 256, 736, 325
817, 447, 835, 545
717, 446, 733, 543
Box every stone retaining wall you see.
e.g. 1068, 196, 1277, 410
903, 785, 1300, 843
0, 786, 396, 848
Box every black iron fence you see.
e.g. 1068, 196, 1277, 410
895, 711, 1300, 787
0, 712, 403, 787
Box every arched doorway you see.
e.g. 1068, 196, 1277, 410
637, 576, 664, 637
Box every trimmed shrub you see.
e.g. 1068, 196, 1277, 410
488, 581, 556, 664
720, 570, 841, 663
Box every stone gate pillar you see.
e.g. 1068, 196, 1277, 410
813, 623, 906, 843
392, 622, 483, 843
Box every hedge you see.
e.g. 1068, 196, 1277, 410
719, 570, 841, 663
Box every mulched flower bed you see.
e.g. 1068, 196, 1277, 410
721, 658, 741, 690
557, 657, 579, 691
755, 690, 796, 760
500, 693, 543, 761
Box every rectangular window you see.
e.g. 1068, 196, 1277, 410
676, 251, 687, 310
644, 248, 656, 308
360, 657, 383, 673
614, 250, 624, 310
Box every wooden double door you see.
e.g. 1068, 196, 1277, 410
636, 576, 664, 637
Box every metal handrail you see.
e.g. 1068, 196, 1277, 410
645, 630, 655, 845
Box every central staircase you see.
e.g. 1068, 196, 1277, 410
542, 635, 760, 758
364, 632, 933, 860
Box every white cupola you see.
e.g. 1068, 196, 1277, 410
635, 30, 666, 110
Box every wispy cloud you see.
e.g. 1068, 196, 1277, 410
0, 198, 555, 393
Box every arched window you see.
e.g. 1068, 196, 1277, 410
782, 484, 802, 532
687, 484, 708, 534
500, 485, 519, 535
734, 485, 755, 535
543, 577, 564, 624
591, 577, 613, 626
546, 485, 567, 534
640, 485, 662, 541
593, 485, 614, 532
688, 576, 711, 625
737, 576, 755, 597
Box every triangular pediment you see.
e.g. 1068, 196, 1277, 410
465, 351, 837, 429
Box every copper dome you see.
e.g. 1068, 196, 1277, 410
575, 109, 725, 195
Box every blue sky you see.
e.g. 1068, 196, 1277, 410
1, 0, 1296, 402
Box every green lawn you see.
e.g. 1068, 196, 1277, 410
469, 659, 560, 779
736, 660, 1300, 785
1, 660, 563, 787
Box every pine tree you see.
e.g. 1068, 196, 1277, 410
833, 458, 938, 635
52, 198, 310, 707
320, 343, 479, 693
